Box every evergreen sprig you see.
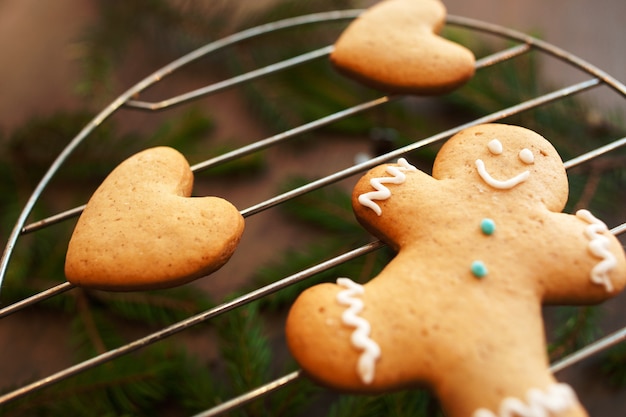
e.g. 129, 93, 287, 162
327, 390, 444, 417
278, 176, 363, 235
602, 343, 626, 388
252, 176, 393, 311
0, 343, 195, 416
213, 300, 317, 417
2, 1, 626, 415
548, 306, 602, 361
84, 287, 214, 328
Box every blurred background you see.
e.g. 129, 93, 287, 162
1, 0, 625, 134
0, 0, 625, 416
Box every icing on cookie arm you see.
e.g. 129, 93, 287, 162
576, 209, 617, 292
358, 158, 417, 215
336, 278, 381, 384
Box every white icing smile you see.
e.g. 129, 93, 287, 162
475, 160, 530, 189
475, 139, 534, 190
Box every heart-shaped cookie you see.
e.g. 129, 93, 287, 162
65, 146, 244, 291
330, 0, 475, 95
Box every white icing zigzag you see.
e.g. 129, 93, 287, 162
472, 383, 579, 417
358, 158, 417, 216
576, 209, 617, 292
336, 277, 381, 384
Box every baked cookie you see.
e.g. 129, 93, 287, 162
286, 124, 626, 417
65, 146, 244, 291
330, 0, 475, 95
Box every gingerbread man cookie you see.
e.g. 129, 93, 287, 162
65, 146, 244, 291
330, 0, 475, 95
286, 124, 626, 417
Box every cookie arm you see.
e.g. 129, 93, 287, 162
541, 211, 626, 304
352, 161, 437, 248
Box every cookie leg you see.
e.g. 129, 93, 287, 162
286, 276, 589, 417
286, 279, 385, 392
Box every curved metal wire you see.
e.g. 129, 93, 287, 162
0, 241, 385, 404
0, 78, 609, 320
1, 9, 625, 417
0, 9, 363, 295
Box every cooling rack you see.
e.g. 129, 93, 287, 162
1, 7, 626, 416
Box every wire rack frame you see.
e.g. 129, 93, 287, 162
1, 9, 625, 416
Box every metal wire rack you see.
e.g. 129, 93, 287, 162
1, 7, 626, 416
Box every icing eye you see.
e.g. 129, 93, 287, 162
519, 148, 534, 164
487, 139, 503, 155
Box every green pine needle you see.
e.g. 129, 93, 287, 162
602, 343, 626, 388
278, 176, 364, 236
327, 389, 444, 417
86, 287, 214, 328
548, 306, 602, 361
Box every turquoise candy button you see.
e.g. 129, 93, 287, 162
471, 260, 488, 278
480, 218, 496, 235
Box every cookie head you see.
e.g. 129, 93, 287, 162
433, 124, 569, 211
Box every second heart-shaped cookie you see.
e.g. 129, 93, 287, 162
330, 0, 475, 95
65, 146, 245, 291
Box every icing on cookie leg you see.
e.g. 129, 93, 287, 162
472, 383, 579, 417
358, 158, 417, 216
576, 209, 617, 292
336, 278, 381, 384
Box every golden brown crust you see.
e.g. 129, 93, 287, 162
286, 123, 626, 417
65, 146, 244, 291
330, 0, 475, 95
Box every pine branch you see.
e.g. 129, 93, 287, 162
602, 343, 626, 388
327, 389, 443, 417
253, 237, 393, 313
279, 176, 363, 235
214, 301, 272, 417
0, 344, 182, 416
172, 353, 228, 414
88, 287, 214, 327
69, 303, 125, 359
270, 375, 322, 417
75, 289, 108, 355
548, 306, 602, 361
